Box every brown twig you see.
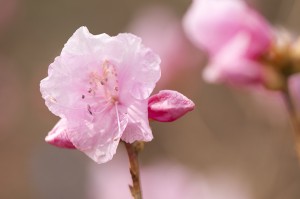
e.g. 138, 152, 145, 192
281, 85, 300, 161
124, 141, 144, 199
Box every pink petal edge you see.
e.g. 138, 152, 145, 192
45, 119, 76, 149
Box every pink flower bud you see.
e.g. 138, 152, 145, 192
148, 90, 195, 122
45, 119, 76, 149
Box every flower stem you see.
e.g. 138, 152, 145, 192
124, 141, 144, 199
281, 86, 300, 161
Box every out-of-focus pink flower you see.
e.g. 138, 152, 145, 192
41, 26, 161, 163
129, 6, 202, 87
87, 151, 253, 199
148, 90, 195, 122
183, 0, 272, 56
203, 32, 265, 85
183, 0, 273, 86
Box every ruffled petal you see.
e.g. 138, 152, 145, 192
62, 26, 110, 56
68, 104, 128, 164
122, 100, 153, 143
115, 33, 161, 101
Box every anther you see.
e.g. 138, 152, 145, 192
87, 105, 93, 115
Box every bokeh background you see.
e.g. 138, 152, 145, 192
1, 0, 300, 198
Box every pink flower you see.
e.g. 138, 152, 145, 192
203, 32, 265, 85
40, 26, 161, 163
148, 90, 195, 122
183, 0, 273, 86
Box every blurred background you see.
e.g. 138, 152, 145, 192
1, 0, 300, 198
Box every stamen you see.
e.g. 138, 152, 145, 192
87, 105, 93, 115
87, 60, 119, 104
115, 103, 121, 135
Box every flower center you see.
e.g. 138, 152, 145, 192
87, 60, 119, 104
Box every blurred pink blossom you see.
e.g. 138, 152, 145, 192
41, 27, 161, 163
87, 151, 253, 199
148, 90, 195, 122
203, 32, 266, 85
128, 6, 202, 87
183, 0, 273, 86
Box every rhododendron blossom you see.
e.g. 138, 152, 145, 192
41, 26, 161, 163
183, 0, 273, 86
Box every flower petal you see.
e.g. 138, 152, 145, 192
115, 33, 161, 101
122, 100, 153, 143
203, 32, 264, 86
66, 104, 128, 164
45, 119, 76, 149
183, 0, 272, 56
148, 90, 195, 122
62, 26, 110, 56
